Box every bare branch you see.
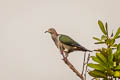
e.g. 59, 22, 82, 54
84, 53, 90, 80
62, 57, 84, 80
82, 52, 86, 75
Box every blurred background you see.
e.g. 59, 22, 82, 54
0, 0, 120, 80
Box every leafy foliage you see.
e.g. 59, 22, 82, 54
88, 70, 107, 78
88, 20, 120, 80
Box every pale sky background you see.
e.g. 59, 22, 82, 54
0, 0, 120, 80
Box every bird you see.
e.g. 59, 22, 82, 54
45, 28, 92, 58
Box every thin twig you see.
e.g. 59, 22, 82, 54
84, 53, 90, 80
82, 52, 86, 75
62, 57, 84, 80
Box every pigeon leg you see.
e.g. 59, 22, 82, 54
64, 51, 68, 58
65, 54, 68, 58
60, 51, 65, 59
62, 53, 65, 58
63, 51, 68, 62
60, 51, 68, 62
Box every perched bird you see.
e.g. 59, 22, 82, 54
45, 28, 92, 58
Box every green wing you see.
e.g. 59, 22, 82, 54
59, 34, 80, 47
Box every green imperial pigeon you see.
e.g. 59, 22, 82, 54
45, 28, 92, 58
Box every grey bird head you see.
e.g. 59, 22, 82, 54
45, 28, 58, 35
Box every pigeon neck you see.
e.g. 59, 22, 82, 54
51, 31, 58, 37
54, 31, 58, 36
51, 33, 58, 38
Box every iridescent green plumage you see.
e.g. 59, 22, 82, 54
59, 34, 80, 47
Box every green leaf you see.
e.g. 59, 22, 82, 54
91, 56, 102, 63
111, 30, 114, 37
108, 48, 113, 68
101, 35, 107, 40
105, 39, 111, 45
116, 35, 120, 39
113, 62, 116, 67
96, 53, 107, 64
116, 44, 120, 60
115, 44, 120, 55
98, 20, 107, 35
103, 78, 109, 80
117, 44, 120, 50
110, 39, 115, 46
105, 22, 108, 36
88, 70, 107, 78
114, 27, 120, 39
100, 48, 108, 57
112, 44, 117, 47
93, 37, 101, 41
88, 63, 105, 71
91, 56, 106, 67
114, 71, 120, 77
114, 44, 120, 64
96, 78, 100, 80
115, 65, 120, 70
94, 42, 105, 44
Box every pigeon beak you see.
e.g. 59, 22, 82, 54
44, 31, 48, 33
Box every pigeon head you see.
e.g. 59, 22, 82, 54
45, 28, 58, 35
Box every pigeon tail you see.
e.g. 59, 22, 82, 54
77, 46, 92, 52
